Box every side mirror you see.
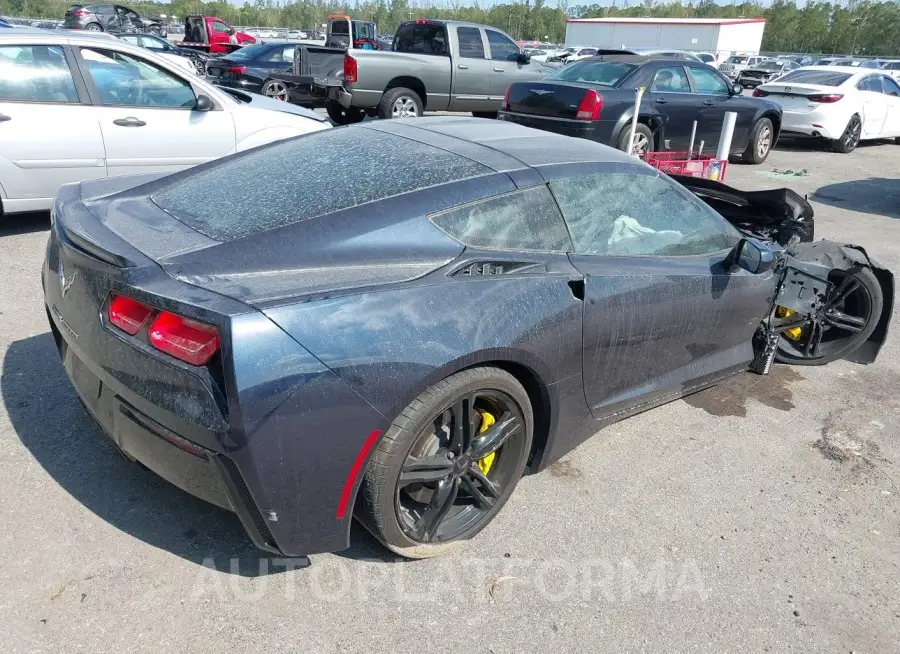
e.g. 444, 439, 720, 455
733, 237, 776, 274
194, 94, 214, 112
517, 51, 531, 64
731, 83, 743, 95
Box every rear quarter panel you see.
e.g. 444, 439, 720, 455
349, 51, 452, 109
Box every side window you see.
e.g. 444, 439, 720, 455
0, 45, 79, 103
650, 66, 690, 92
486, 29, 520, 62
262, 46, 294, 63
689, 66, 729, 94
456, 27, 484, 59
212, 21, 230, 34
119, 35, 141, 45
141, 36, 169, 51
857, 76, 881, 92
429, 186, 572, 253
550, 173, 737, 257
882, 76, 900, 96
393, 24, 447, 56
80, 47, 196, 108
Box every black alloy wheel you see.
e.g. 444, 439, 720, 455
832, 115, 862, 153
774, 268, 883, 365
359, 367, 533, 558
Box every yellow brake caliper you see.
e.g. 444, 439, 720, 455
476, 411, 496, 475
776, 306, 803, 340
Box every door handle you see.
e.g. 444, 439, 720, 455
0, 113, 11, 122
112, 117, 146, 127
655, 97, 667, 104
458, 64, 469, 70
493, 67, 504, 72
702, 100, 714, 106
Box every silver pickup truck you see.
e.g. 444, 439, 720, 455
321, 19, 556, 124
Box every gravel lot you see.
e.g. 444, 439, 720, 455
1, 130, 898, 653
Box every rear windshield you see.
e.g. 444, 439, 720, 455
226, 44, 270, 60
547, 60, 637, 86
151, 128, 491, 241
775, 70, 851, 86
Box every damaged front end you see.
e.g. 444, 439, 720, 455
673, 175, 894, 369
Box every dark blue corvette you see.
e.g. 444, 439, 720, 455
42, 118, 892, 560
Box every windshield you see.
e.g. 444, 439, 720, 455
727, 56, 749, 64
775, 70, 851, 86
226, 44, 270, 61
547, 60, 637, 86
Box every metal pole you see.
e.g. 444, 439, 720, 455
627, 86, 646, 157
688, 120, 697, 158
716, 111, 738, 161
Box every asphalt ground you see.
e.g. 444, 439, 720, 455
1, 128, 898, 653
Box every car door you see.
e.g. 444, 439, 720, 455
485, 28, 535, 101
647, 64, 697, 150
448, 26, 493, 112
549, 168, 774, 419
879, 75, 900, 136
857, 74, 889, 138
75, 45, 234, 177
0, 43, 106, 211
688, 65, 754, 153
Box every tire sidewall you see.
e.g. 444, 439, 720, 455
618, 122, 653, 154
745, 117, 773, 164
371, 369, 533, 558
378, 87, 423, 119
833, 114, 861, 153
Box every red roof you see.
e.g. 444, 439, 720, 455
566, 17, 766, 26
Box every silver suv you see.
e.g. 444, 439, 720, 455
719, 54, 767, 80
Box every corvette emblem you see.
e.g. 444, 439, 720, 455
59, 259, 76, 298
530, 89, 553, 95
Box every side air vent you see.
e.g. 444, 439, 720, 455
450, 261, 546, 277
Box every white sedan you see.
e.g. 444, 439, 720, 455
0, 30, 330, 216
754, 66, 900, 153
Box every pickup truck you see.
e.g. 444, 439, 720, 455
319, 19, 555, 124
177, 15, 255, 55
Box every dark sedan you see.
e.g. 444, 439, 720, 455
205, 42, 296, 95
42, 119, 892, 561
499, 55, 783, 163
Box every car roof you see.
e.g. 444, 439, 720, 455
360, 117, 639, 170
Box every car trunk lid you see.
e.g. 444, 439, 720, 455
756, 83, 838, 110
505, 81, 602, 120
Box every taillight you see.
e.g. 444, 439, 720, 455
108, 295, 153, 336
808, 93, 843, 103
752, 89, 769, 97
225, 65, 247, 75
148, 312, 220, 366
73, 8, 89, 16
502, 86, 512, 111
343, 54, 357, 84
575, 90, 603, 121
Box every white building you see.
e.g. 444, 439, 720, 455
565, 17, 766, 58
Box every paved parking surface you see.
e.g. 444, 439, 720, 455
1, 131, 898, 652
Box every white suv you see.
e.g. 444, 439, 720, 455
0, 30, 330, 216
719, 55, 767, 80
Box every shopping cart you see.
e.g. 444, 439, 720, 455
641, 151, 728, 182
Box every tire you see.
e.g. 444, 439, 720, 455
262, 80, 290, 102
617, 122, 653, 156
472, 111, 498, 119
831, 114, 862, 153
325, 101, 365, 125
377, 87, 423, 119
84, 22, 102, 32
775, 267, 883, 366
742, 117, 774, 164
359, 367, 533, 559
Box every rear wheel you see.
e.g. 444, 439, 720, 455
360, 367, 533, 559
377, 87, 423, 119
84, 22, 102, 32
617, 123, 653, 156
262, 80, 290, 102
832, 114, 862, 153
774, 267, 882, 365
742, 117, 774, 164
325, 101, 365, 125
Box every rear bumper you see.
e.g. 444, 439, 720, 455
497, 110, 618, 145
780, 110, 845, 140
45, 303, 284, 555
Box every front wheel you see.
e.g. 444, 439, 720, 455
359, 367, 533, 559
325, 101, 365, 125
377, 87, 423, 119
742, 117, 774, 164
774, 267, 883, 366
